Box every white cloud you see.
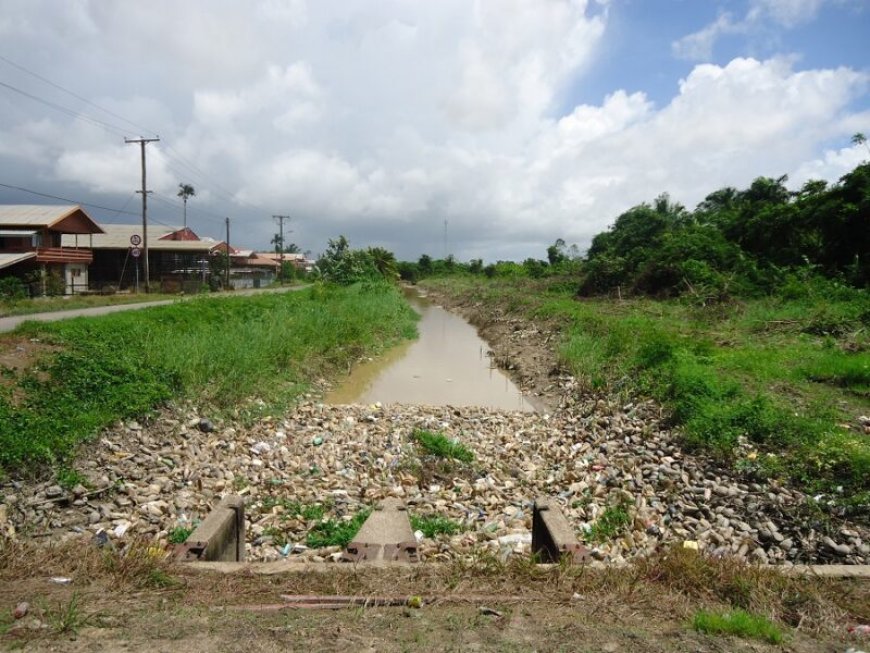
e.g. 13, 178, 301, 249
672, 13, 744, 61
0, 2, 866, 262
673, 0, 833, 62
752, 0, 825, 27
792, 140, 870, 187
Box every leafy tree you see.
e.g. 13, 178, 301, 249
547, 238, 567, 265
317, 237, 398, 285
418, 254, 433, 275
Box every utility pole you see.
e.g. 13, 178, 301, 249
273, 214, 290, 284
444, 219, 448, 259
125, 136, 160, 292
225, 217, 231, 290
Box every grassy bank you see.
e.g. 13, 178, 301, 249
0, 282, 417, 472
423, 277, 870, 511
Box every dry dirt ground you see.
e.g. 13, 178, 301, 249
1, 542, 868, 653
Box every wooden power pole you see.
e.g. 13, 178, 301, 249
125, 136, 160, 292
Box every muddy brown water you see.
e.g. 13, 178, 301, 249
326, 289, 537, 411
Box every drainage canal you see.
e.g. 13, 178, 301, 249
325, 288, 537, 411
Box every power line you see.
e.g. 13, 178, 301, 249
0, 182, 141, 216
0, 53, 158, 137
0, 80, 130, 137
149, 191, 228, 224
0, 56, 277, 220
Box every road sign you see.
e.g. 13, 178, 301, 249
130, 234, 142, 246
131, 247, 141, 258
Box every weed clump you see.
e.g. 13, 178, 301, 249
411, 514, 463, 538
412, 429, 474, 463
692, 608, 784, 644
584, 504, 631, 543
306, 507, 371, 549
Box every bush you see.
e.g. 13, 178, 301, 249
0, 277, 26, 300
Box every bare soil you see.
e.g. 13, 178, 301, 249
2, 544, 867, 652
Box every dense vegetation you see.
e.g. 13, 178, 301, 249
412, 162, 869, 514
0, 284, 417, 472
404, 162, 869, 299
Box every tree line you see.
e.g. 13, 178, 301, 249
313, 161, 867, 298
397, 162, 869, 300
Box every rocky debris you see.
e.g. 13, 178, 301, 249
1, 390, 867, 565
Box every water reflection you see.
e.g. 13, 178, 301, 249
325, 288, 536, 411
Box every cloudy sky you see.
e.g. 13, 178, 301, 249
0, 0, 867, 261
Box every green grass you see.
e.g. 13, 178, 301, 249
412, 429, 475, 463
584, 504, 631, 543
0, 282, 418, 471
260, 497, 327, 522
692, 609, 784, 644
306, 507, 372, 549
55, 466, 89, 491
168, 526, 194, 544
40, 592, 95, 635
422, 277, 870, 511
411, 514, 463, 538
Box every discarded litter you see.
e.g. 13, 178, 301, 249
49, 577, 71, 585
13, 602, 29, 619
683, 540, 699, 551
92, 530, 109, 548
848, 625, 870, 636
312, 436, 324, 446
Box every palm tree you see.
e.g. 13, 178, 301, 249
852, 132, 869, 156
367, 246, 399, 280
177, 183, 196, 229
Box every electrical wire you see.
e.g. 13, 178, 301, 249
0, 182, 140, 215
0, 80, 130, 138
0, 55, 278, 218
0, 53, 159, 138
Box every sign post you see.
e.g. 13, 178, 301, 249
130, 235, 142, 293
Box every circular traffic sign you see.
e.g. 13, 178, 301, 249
130, 234, 142, 246
131, 247, 141, 258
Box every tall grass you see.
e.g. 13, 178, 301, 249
424, 277, 870, 509
0, 283, 417, 471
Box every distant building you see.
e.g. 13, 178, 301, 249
212, 243, 280, 289
62, 224, 221, 293
0, 204, 103, 294
258, 251, 316, 272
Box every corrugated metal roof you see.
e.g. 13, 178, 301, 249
0, 251, 37, 270
0, 205, 82, 227
0, 205, 103, 234
61, 224, 220, 251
